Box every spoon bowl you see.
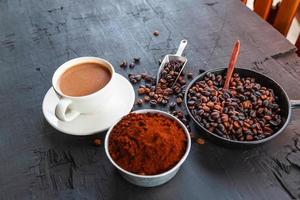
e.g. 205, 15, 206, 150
156, 40, 188, 87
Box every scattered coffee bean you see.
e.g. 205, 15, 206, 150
176, 97, 183, 105
133, 57, 140, 63
144, 95, 150, 102
196, 137, 205, 145
120, 60, 128, 68
153, 31, 160, 36
150, 99, 157, 106
158, 59, 162, 65
199, 69, 205, 74
137, 98, 144, 105
169, 102, 176, 110
93, 138, 102, 146
138, 87, 145, 95
187, 72, 193, 79
129, 63, 135, 68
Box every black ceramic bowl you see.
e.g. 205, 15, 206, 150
184, 68, 299, 147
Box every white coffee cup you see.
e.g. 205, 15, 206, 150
52, 57, 115, 122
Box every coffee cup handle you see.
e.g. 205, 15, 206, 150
55, 98, 80, 121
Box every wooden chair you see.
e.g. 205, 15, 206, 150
273, 0, 300, 36
266, 2, 281, 25
295, 34, 300, 56
241, 0, 247, 5
254, 0, 273, 20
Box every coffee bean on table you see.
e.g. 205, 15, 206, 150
129, 63, 135, 68
158, 59, 162, 65
133, 57, 140, 63
150, 99, 157, 106
176, 97, 183, 105
144, 96, 150, 102
137, 98, 143, 105
93, 138, 102, 146
162, 99, 168, 105
135, 75, 142, 81
187, 72, 193, 79
199, 69, 205, 74
169, 102, 176, 110
120, 60, 128, 68
153, 31, 160, 36
138, 88, 145, 95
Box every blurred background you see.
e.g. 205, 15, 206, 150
243, 0, 300, 45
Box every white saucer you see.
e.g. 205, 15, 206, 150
42, 73, 135, 135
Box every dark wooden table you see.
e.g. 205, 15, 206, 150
1, 0, 300, 199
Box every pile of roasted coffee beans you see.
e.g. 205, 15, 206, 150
123, 58, 197, 132
187, 72, 282, 141
134, 60, 187, 107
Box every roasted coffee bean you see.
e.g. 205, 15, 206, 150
169, 102, 176, 110
157, 97, 163, 103
223, 92, 230, 99
197, 109, 205, 116
135, 75, 142, 81
221, 114, 229, 122
187, 72, 193, 79
144, 96, 150, 102
215, 129, 224, 136
137, 98, 143, 105
269, 120, 280, 126
138, 88, 145, 95
120, 60, 128, 68
231, 115, 239, 121
188, 100, 195, 106
202, 91, 210, 96
211, 111, 220, 119
150, 99, 157, 106
201, 96, 208, 103
264, 115, 272, 121
181, 118, 187, 124
177, 111, 184, 118
161, 99, 168, 105
236, 85, 244, 93
144, 88, 150, 94
133, 57, 140, 63
153, 30, 160, 36
238, 113, 246, 120
144, 75, 153, 83
93, 138, 102, 146
250, 110, 256, 118
128, 63, 135, 68
199, 69, 205, 74
207, 101, 214, 108
210, 96, 218, 102
246, 134, 253, 141
203, 106, 210, 112
176, 97, 183, 105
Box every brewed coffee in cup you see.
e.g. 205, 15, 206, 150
59, 62, 111, 97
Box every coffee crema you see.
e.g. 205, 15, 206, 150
59, 62, 111, 97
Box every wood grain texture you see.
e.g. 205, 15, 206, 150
0, 0, 300, 199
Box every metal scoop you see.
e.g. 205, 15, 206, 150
156, 40, 188, 87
